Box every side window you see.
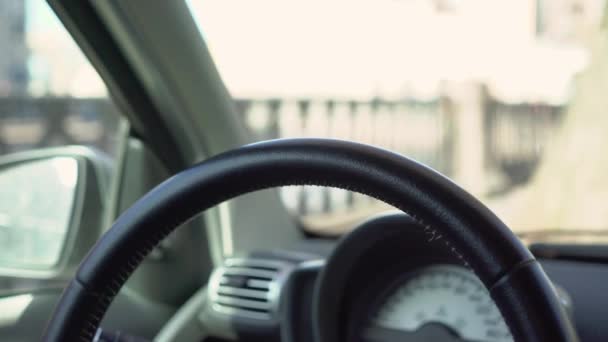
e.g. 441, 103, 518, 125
0, 1, 122, 289
0, 1, 121, 157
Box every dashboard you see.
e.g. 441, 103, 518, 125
192, 214, 608, 342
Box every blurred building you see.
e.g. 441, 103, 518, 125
537, 0, 606, 44
0, 1, 28, 96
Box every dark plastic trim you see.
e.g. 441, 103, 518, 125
531, 243, 608, 263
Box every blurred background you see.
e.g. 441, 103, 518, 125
1, 0, 608, 238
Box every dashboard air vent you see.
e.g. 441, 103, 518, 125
208, 258, 293, 320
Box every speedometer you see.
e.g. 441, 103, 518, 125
367, 265, 513, 342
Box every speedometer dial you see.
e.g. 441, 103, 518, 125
368, 265, 513, 342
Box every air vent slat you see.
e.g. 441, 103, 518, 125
247, 279, 271, 289
209, 258, 293, 321
225, 259, 284, 271
216, 296, 273, 310
218, 287, 269, 300
223, 267, 276, 279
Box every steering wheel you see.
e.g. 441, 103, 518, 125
43, 139, 577, 342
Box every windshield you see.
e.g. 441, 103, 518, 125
190, 0, 608, 236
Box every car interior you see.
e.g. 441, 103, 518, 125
1, 1, 608, 342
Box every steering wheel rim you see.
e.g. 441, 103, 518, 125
43, 138, 576, 341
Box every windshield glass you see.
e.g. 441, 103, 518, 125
190, 0, 608, 236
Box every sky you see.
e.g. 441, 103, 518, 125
189, 0, 589, 103
20, 0, 593, 102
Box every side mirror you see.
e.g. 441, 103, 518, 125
0, 147, 111, 278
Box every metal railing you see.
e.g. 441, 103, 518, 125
485, 100, 563, 190
0, 97, 120, 156
236, 98, 452, 215
0, 96, 565, 219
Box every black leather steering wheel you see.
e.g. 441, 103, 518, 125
43, 139, 577, 341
